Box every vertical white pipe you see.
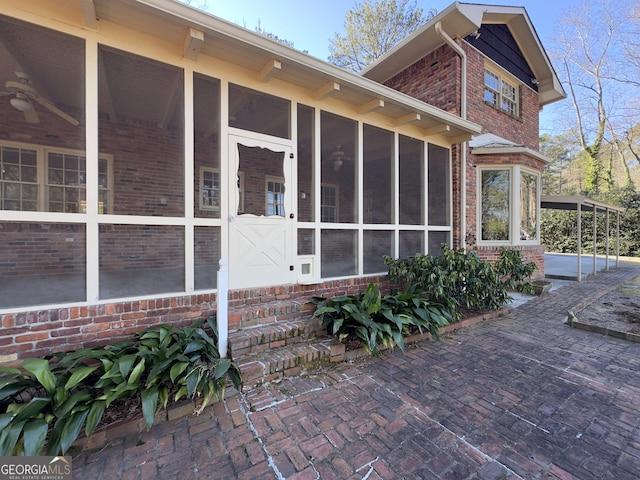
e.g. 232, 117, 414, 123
592, 204, 597, 276
577, 203, 582, 281
435, 22, 468, 251
217, 259, 229, 358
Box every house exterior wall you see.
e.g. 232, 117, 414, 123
0, 1, 454, 363
383, 37, 546, 277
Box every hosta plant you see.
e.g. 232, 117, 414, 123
0, 317, 242, 456
311, 283, 452, 356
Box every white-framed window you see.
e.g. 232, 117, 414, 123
199, 167, 220, 211
478, 166, 540, 245
484, 68, 519, 116
320, 184, 338, 223
266, 175, 285, 216
1, 142, 112, 213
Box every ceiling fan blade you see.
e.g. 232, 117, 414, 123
23, 107, 40, 124
34, 96, 80, 126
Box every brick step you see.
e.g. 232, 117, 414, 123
228, 298, 315, 331
237, 340, 336, 388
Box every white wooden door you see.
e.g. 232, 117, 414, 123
228, 135, 294, 289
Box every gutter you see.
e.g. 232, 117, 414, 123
435, 21, 469, 251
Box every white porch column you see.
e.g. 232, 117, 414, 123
217, 259, 229, 358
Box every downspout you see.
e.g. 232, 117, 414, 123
435, 21, 468, 250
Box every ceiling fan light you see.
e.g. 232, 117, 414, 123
10, 96, 33, 112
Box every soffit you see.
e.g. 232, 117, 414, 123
88, 0, 480, 139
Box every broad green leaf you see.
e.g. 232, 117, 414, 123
60, 409, 89, 454
64, 365, 99, 390
55, 391, 91, 419
22, 358, 56, 395
117, 355, 137, 379
0, 366, 22, 375
183, 341, 203, 356
141, 387, 159, 429
22, 418, 49, 456
0, 412, 15, 431
85, 400, 106, 436
170, 362, 189, 383
13, 397, 50, 422
213, 359, 231, 380
0, 418, 25, 455
127, 358, 146, 385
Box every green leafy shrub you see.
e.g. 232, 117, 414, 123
0, 317, 241, 456
495, 249, 537, 294
384, 245, 536, 320
311, 283, 452, 356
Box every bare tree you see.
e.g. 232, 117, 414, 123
550, 0, 638, 195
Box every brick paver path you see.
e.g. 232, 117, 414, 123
73, 264, 640, 479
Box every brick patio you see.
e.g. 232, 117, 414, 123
72, 262, 640, 479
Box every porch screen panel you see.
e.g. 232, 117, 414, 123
229, 84, 290, 139
321, 229, 357, 277
399, 231, 424, 258
99, 225, 184, 299
298, 228, 315, 256
98, 46, 184, 217
399, 135, 424, 225
0, 223, 86, 309
363, 125, 393, 224
297, 105, 315, 222
427, 144, 450, 226
321, 112, 357, 223
363, 230, 393, 274
194, 226, 220, 290
0, 15, 86, 213
428, 231, 450, 257
194, 74, 221, 219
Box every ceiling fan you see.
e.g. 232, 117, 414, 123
1, 71, 79, 126
327, 145, 350, 171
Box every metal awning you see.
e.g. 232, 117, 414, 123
541, 195, 625, 281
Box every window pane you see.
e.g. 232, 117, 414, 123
399, 231, 423, 258
297, 105, 315, 222
99, 225, 184, 299
194, 226, 220, 290
481, 170, 510, 241
99, 46, 184, 217
399, 135, 423, 225
485, 70, 499, 90
428, 144, 450, 226
194, 73, 221, 219
298, 228, 315, 255
363, 125, 393, 224
0, 223, 86, 309
229, 84, 290, 139
364, 230, 392, 274
236, 144, 285, 217
1, 146, 39, 211
321, 229, 357, 277
321, 112, 357, 223
520, 172, 538, 240
428, 231, 450, 257
0, 14, 86, 212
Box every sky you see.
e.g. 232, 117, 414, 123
186, 0, 584, 132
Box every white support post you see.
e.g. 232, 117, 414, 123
593, 204, 597, 276
217, 259, 229, 358
605, 209, 610, 271
577, 203, 582, 282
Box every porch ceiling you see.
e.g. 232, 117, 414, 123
541, 195, 625, 214
2, 0, 481, 140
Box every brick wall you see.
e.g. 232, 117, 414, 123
0, 276, 393, 364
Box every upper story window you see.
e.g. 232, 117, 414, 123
484, 69, 518, 116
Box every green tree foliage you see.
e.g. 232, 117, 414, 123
328, 0, 433, 73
